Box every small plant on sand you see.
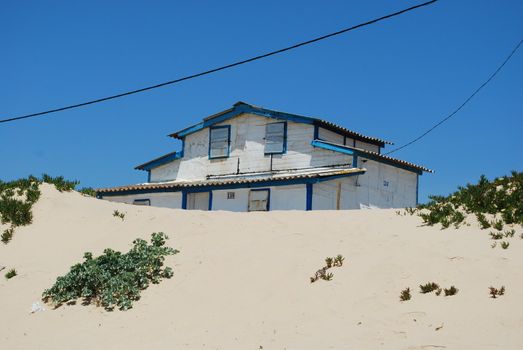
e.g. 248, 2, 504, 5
500, 241, 510, 249
322, 272, 334, 281
41, 174, 79, 192
5, 268, 17, 279
42, 233, 178, 311
489, 231, 503, 240
489, 286, 505, 298
1, 227, 14, 244
504, 229, 515, 238
492, 219, 504, 231
419, 282, 440, 294
400, 288, 411, 301
443, 286, 459, 296
435, 288, 442, 296
333, 255, 345, 267
113, 210, 125, 221
476, 213, 491, 229
310, 254, 345, 283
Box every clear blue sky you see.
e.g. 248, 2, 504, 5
1, 0, 522, 202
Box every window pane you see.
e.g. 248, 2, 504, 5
210, 127, 229, 158
265, 123, 285, 154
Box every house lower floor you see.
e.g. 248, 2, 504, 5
97, 165, 419, 211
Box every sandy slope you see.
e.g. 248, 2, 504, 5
1, 184, 522, 350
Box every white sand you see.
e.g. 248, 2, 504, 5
1, 184, 522, 349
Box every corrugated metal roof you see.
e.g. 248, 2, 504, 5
97, 166, 365, 193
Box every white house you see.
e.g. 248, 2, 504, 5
97, 102, 432, 211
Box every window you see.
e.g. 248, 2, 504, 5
264, 122, 286, 154
227, 192, 235, 199
209, 125, 230, 159
186, 192, 210, 211
248, 189, 270, 212
133, 199, 150, 206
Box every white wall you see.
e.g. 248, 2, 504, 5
101, 192, 183, 209
149, 113, 382, 183
212, 185, 306, 211
312, 160, 418, 210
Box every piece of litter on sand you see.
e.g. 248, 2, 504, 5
435, 323, 444, 331
30, 302, 45, 313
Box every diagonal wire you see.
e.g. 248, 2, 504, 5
385, 38, 523, 155
0, 0, 438, 124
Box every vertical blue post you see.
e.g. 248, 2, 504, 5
181, 191, 187, 210
306, 183, 313, 211
208, 191, 213, 211
147, 170, 151, 183
352, 154, 358, 168
313, 125, 319, 140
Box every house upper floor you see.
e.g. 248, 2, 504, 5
136, 102, 430, 183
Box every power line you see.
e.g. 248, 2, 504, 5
385, 38, 523, 155
0, 0, 438, 125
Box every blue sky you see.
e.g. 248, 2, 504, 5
1, 0, 522, 202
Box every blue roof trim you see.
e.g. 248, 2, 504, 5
311, 140, 432, 175
169, 102, 389, 146
135, 151, 183, 171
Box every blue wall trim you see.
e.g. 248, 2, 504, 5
99, 171, 365, 198
208, 125, 231, 159
311, 140, 423, 175
181, 191, 187, 209
306, 183, 313, 211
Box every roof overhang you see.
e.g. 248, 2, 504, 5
135, 151, 182, 171
168, 101, 391, 147
311, 139, 433, 175
97, 166, 366, 196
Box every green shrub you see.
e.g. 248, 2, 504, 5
79, 187, 97, 197
413, 172, 523, 230
41, 174, 79, 192
500, 241, 510, 249
444, 286, 458, 296
5, 268, 17, 279
420, 282, 440, 294
333, 254, 345, 267
400, 288, 411, 301
325, 257, 333, 268
42, 233, 178, 311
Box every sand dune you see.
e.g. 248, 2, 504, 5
1, 184, 522, 349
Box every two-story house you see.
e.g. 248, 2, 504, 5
96, 102, 432, 211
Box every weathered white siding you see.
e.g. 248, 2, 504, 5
150, 113, 361, 183
312, 160, 417, 210
101, 192, 183, 209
